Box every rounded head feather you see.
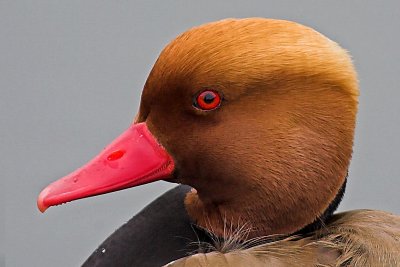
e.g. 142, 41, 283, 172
137, 18, 359, 237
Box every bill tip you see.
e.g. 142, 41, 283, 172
37, 188, 50, 213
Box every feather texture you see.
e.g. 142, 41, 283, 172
165, 210, 400, 267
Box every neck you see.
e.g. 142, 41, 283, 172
296, 177, 347, 235
184, 177, 347, 239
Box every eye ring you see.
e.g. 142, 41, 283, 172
193, 90, 222, 111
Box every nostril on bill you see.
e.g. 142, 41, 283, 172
107, 150, 125, 161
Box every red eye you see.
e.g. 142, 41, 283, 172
194, 90, 222, 110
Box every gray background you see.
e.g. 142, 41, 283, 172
2, 1, 399, 266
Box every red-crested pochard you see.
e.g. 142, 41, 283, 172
38, 18, 400, 266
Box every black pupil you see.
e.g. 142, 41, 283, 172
203, 93, 215, 104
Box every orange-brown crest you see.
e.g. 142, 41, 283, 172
137, 18, 359, 238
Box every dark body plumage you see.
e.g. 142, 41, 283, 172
83, 186, 211, 267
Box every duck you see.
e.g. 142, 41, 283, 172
37, 18, 400, 266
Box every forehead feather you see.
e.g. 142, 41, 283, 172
146, 18, 358, 100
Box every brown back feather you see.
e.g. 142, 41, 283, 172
164, 210, 400, 267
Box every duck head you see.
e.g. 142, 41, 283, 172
38, 18, 358, 238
